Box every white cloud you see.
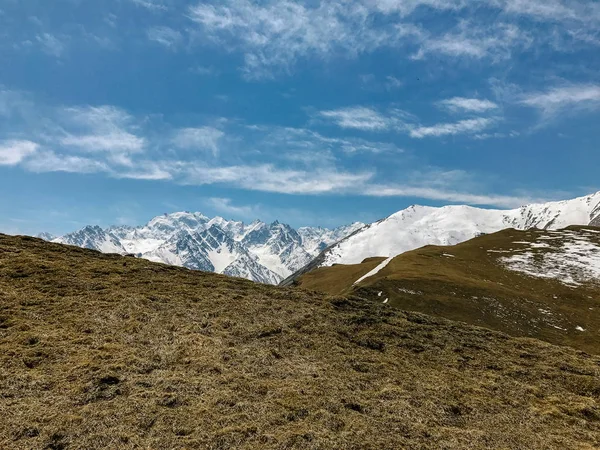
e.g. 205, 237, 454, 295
0, 88, 31, 118
409, 118, 495, 138
62, 105, 134, 131
0, 140, 38, 165
182, 163, 530, 208
184, 164, 374, 195
186, 1, 580, 76
59, 105, 146, 153
147, 26, 183, 48
131, 0, 167, 11
190, 65, 218, 76
188, 1, 398, 77
362, 184, 530, 208
172, 127, 224, 156
36, 33, 66, 57
318, 105, 495, 138
519, 84, 600, 117
318, 106, 401, 131
254, 126, 402, 157
438, 97, 498, 113
205, 197, 259, 218
370, 0, 467, 15
412, 22, 529, 60
115, 162, 174, 180
497, 0, 600, 24
0, 90, 543, 210
23, 151, 108, 173
61, 132, 145, 153
385, 76, 403, 90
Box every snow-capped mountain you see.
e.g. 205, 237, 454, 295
48, 212, 364, 284
36, 232, 56, 241
314, 191, 600, 268
54, 225, 126, 254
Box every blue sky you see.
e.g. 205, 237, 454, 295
1, 0, 600, 235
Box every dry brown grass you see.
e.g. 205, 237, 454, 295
295, 257, 386, 295
1, 234, 599, 449
295, 227, 600, 355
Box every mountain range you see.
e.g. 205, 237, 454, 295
42, 213, 364, 284
283, 191, 600, 284
41, 191, 600, 286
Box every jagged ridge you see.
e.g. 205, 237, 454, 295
48, 213, 364, 284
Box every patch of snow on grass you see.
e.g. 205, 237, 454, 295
398, 288, 421, 295
442, 253, 455, 258
354, 257, 393, 285
500, 231, 600, 287
529, 242, 551, 249
575, 326, 586, 332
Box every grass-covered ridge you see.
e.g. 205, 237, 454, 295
294, 226, 600, 355
0, 234, 599, 449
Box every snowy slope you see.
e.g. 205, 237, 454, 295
49, 213, 359, 284
298, 222, 365, 255
37, 232, 56, 241
319, 192, 600, 267
500, 228, 600, 287
53, 226, 126, 254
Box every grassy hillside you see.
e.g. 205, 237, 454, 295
294, 227, 600, 354
1, 234, 599, 449
293, 256, 387, 295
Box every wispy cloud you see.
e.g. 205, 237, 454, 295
362, 184, 531, 208
412, 22, 529, 60
184, 164, 374, 195
36, 33, 66, 57
205, 197, 260, 218
498, 0, 600, 24
147, 26, 183, 48
318, 105, 496, 138
254, 126, 403, 156
188, 0, 378, 77
189, 65, 218, 76
61, 133, 145, 154
172, 127, 224, 156
0, 88, 31, 118
409, 118, 495, 138
23, 151, 109, 174
519, 84, 600, 118
437, 97, 498, 113
58, 106, 145, 155
385, 76, 403, 90
185, 0, 582, 77
318, 107, 392, 131
115, 162, 174, 180
0, 140, 38, 165
370, 0, 468, 15
0, 91, 537, 209
131, 0, 167, 11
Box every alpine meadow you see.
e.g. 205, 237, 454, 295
1, 0, 600, 449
